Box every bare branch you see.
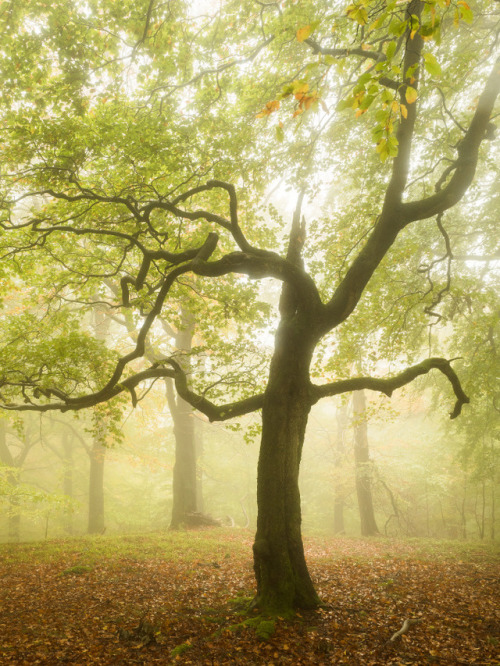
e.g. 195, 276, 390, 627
304, 38, 399, 90
311, 358, 470, 419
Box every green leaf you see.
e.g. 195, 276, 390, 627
346, 5, 368, 25
386, 41, 397, 60
405, 86, 418, 104
423, 53, 442, 77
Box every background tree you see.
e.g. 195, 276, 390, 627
352, 389, 380, 536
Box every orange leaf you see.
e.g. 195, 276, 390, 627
296, 25, 313, 42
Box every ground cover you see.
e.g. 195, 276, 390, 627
0, 530, 498, 664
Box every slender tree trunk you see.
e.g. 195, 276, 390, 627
333, 402, 348, 534
252, 319, 321, 615
353, 390, 379, 537
461, 476, 467, 539
0, 420, 21, 542
168, 379, 198, 529
87, 305, 109, 535
167, 308, 208, 529
62, 432, 74, 535
88, 438, 105, 534
196, 422, 204, 514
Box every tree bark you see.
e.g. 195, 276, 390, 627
353, 390, 379, 537
252, 318, 321, 615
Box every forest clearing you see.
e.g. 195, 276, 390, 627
0, 530, 498, 665
1, 1, 499, 661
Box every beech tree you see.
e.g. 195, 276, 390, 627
0, 0, 499, 614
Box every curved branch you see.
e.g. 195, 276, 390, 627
311, 358, 470, 419
320, 40, 500, 333
143, 178, 262, 254
304, 38, 398, 90
403, 56, 500, 222
167, 358, 264, 421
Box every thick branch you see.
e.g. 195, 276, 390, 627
311, 358, 470, 419
321, 39, 499, 333
403, 56, 500, 222
167, 359, 264, 421
385, 0, 424, 205
0, 366, 175, 412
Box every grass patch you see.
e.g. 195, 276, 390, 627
0, 528, 252, 566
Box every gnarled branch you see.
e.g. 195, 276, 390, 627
311, 357, 469, 419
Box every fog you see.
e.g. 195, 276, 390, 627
1, 377, 496, 543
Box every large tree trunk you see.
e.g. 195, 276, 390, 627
252, 318, 321, 615
353, 390, 379, 537
88, 438, 105, 534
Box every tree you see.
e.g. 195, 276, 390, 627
353, 389, 379, 536
333, 400, 349, 535
0, 0, 499, 614
0, 416, 37, 540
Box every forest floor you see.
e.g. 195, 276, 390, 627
0, 529, 498, 665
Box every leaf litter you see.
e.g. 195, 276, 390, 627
0, 531, 498, 664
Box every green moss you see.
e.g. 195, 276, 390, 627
254, 619, 276, 640
227, 616, 276, 641
61, 564, 93, 575
171, 641, 192, 657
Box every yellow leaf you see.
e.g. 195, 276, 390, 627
296, 25, 313, 42
405, 86, 418, 104
391, 100, 399, 113
400, 104, 408, 119
293, 81, 309, 95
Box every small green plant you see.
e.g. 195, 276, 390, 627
171, 641, 192, 658
61, 564, 93, 575
227, 616, 276, 641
